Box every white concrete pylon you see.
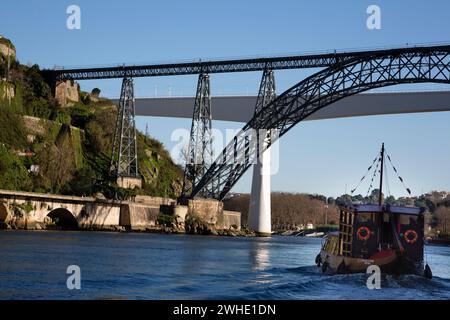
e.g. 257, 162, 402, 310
248, 146, 271, 236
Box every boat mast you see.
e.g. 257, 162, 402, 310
378, 143, 385, 206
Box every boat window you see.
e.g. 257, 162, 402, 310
399, 214, 418, 225
399, 215, 409, 225
356, 212, 375, 223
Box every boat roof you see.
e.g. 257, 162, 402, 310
338, 203, 423, 215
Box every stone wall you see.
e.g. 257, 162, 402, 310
0, 190, 241, 233
0, 196, 121, 230
55, 80, 80, 106
135, 195, 175, 206
79, 202, 121, 229
120, 202, 160, 230
184, 199, 241, 230
188, 199, 223, 225
223, 210, 241, 230
23, 116, 49, 136
117, 176, 142, 189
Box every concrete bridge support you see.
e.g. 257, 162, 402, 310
248, 146, 272, 236
248, 69, 276, 236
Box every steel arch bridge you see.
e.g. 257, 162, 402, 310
190, 46, 450, 200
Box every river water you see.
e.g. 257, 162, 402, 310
1, 230, 449, 300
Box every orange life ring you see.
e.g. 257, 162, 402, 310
404, 229, 418, 244
357, 226, 371, 241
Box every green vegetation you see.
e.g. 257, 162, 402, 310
157, 213, 177, 227
0, 36, 183, 199
185, 213, 213, 235
0, 144, 31, 191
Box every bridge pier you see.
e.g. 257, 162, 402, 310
182, 73, 214, 199
248, 146, 272, 236
248, 69, 276, 236
110, 77, 142, 189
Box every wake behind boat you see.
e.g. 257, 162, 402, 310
316, 144, 432, 278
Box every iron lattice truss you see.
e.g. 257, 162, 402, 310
181, 73, 215, 198
251, 69, 277, 167
254, 69, 277, 121
51, 46, 450, 81
191, 46, 450, 200
110, 77, 139, 178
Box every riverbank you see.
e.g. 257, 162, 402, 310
0, 220, 256, 237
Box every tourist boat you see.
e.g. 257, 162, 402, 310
316, 144, 432, 278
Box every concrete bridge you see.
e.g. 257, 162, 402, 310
124, 90, 450, 122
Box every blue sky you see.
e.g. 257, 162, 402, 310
1, 0, 450, 197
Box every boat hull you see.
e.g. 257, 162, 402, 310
318, 250, 423, 276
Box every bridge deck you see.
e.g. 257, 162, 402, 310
117, 91, 450, 123
51, 45, 450, 81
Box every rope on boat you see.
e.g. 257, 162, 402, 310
350, 146, 412, 199
384, 158, 391, 198
350, 154, 379, 195
385, 149, 412, 195
366, 156, 381, 197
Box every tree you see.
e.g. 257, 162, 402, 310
224, 192, 340, 230
0, 144, 31, 191
435, 206, 450, 236
66, 167, 95, 196
385, 195, 396, 205
37, 128, 76, 193
91, 88, 101, 97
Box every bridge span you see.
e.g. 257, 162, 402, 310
116, 91, 450, 123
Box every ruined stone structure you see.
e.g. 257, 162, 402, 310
0, 39, 15, 101
55, 79, 80, 106
117, 176, 143, 189
0, 42, 15, 59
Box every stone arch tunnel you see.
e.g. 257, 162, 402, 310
47, 208, 79, 230
0, 203, 9, 223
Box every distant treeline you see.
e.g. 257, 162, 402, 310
224, 192, 340, 231
224, 190, 450, 235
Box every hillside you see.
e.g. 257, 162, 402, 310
0, 36, 183, 199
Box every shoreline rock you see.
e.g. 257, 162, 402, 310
0, 221, 256, 237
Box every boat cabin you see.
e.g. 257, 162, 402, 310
333, 203, 425, 261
